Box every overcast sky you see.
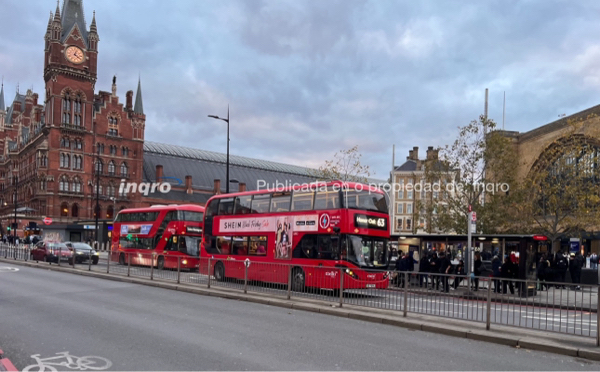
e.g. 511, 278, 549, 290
2, 0, 600, 177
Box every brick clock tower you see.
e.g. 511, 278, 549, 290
0, 0, 145, 242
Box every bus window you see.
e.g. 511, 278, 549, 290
293, 234, 318, 259
217, 236, 232, 254
206, 199, 219, 217
249, 236, 267, 256
218, 198, 234, 215
251, 194, 270, 213
270, 192, 291, 212
314, 187, 340, 210
234, 195, 252, 215
317, 235, 339, 260
291, 190, 314, 211
232, 237, 249, 255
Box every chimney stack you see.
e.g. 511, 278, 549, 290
126, 90, 133, 111
239, 182, 246, 192
408, 150, 414, 160
412, 146, 419, 160
155, 165, 163, 182
426, 146, 435, 160
214, 179, 221, 194
185, 175, 193, 194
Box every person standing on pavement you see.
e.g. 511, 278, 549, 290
501, 256, 515, 294
419, 253, 430, 287
395, 253, 407, 288
492, 255, 502, 293
590, 252, 598, 270
537, 254, 549, 290
453, 259, 465, 289
429, 252, 439, 290
555, 251, 568, 288
438, 252, 451, 292
472, 252, 482, 291
569, 252, 584, 290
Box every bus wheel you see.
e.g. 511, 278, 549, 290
157, 256, 165, 270
214, 262, 225, 282
291, 267, 305, 292
118, 253, 125, 265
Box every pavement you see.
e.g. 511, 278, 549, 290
2, 256, 600, 363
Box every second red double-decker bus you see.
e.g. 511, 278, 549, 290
111, 204, 204, 270
200, 181, 390, 291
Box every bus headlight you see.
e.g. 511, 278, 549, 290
182, 259, 188, 265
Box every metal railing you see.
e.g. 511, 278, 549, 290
2, 244, 598, 346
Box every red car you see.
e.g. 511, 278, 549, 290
31, 242, 73, 264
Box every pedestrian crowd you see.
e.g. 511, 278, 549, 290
536, 251, 591, 290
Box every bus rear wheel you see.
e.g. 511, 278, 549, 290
157, 256, 165, 270
291, 267, 305, 292
119, 253, 126, 265
214, 262, 225, 282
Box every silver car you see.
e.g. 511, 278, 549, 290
64, 242, 100, 264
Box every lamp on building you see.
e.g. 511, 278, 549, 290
208, 106, 230, 193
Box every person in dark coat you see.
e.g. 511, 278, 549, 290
555, 251, 568, 288
395, 254, 409, 288
419, 254, 430, 287
537, 254, 549, 290
569, 252, 584, 290
429, 252, 439, 290
453, 260, 465, 289
438, 252, 451, 292
501, 256, 515, 294
472, 252, 482, 291
492, 255, 501, 293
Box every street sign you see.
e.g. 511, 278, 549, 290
471, 212, 477, 222
43, 217, 52, 225
244, 258, 251, 268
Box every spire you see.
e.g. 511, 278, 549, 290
53, 1, 61, 24
0, 82, 5, 111
61, 0, 88, 46
46, 11, 53, 33
134, 78, 144, 114
90, 10, 97, 33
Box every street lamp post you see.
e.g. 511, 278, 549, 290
13, 176, 18, 243
95, 145, 101, 249
208, 106, 230, 193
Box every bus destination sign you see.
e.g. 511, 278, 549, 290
354, 214, 387, 230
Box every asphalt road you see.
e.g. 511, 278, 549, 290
83, 258, 598, 337
1, 264, 600, 371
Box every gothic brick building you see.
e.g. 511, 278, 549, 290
0, 0, 145, 241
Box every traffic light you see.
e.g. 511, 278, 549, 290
6, 226, 10, 231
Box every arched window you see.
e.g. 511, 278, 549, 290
59, 176, 69, 192
108, 161, 115, 176
72, 204, 79, 217
94, 205, 102, 219
72, 178, 82, 193
95, 159, 103, 174
96, 143, 104, 154
120, 163, 128, 177
106, 205, 114, 219
122, 147, 129, 157
60, 153, 70, 168
60, 137, 70, 148
75, 139, 82, 150
108, 115, 119, 136
73, 94, 83, 127
74, 155, 82, 170
61, 202, 69, 216
107, 183, 115, 197
110, 145, 117, 155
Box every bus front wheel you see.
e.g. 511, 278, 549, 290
292, 267, 305, 292
157, 256, 165, 270
214, 262, 225, 282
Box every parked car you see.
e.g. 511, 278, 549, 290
64, 242, 100, 264
31, 242, 73, 264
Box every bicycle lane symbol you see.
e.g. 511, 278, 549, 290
23, 351, 112, 371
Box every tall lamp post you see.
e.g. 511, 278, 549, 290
13, 175, 18, 243
94, 145, 101, 248
208, 106, 230, 193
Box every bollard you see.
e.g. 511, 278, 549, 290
177, 257, 181, 284
287, 265, 292, 300
88, 251, 92, 271
127, 253, 131, 277
339, 268, 344, 307
58, 248, 61, 266
207, 258, 211, 288
107, 248, 110, 274
403, 272, 408, 317
150, 254, 154, 280
72, 250, 76, 268
244, 264, 248, 294
486, 280, 492, 330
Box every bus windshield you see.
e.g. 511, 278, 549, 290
345, 235, 388, 268
343, 189, 388, 214
178, 236, 201, 257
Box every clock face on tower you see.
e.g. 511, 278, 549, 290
65, 46, 85, 64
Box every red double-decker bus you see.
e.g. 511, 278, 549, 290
111, 204, 204, 270
200, 181, 390, 291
